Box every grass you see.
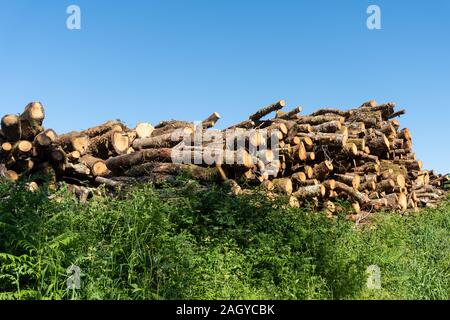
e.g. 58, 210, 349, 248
0, 178, 449, 300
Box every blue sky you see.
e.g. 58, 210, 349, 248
0, 0, 449, 173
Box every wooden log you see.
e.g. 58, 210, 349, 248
34, 132, 52, 148
377, 179, 395, 192
359, 102, 396, 119
276, 106, 302, 120
398, 192, 408, 212
335, 174, 360, 189
359, 181, 376, 192
379, 121, 396, 137
21, 102, 45, 124
1, 142, 12, 155
334, 181, 370, 205
310, 120, 342, 133
301, 137, 314, 151
356, 151, 379, 163
344, 143, 358, 157
353, 162, 380, 175
398, 128, 412, 141
66, 162, 90, 176
80, 155, 109, 177
297, 115, 345, 125
132, 127, 193, 150
309, 108, 351, 117
323, 179, 336, 190
124, 162, 222, 182
43, 129, 57, 142
67, 151, 81, 161
12, 140, 33, 158
79, 120, 124, 138
366, 133, 390, 155
1, 115, 21, 141
313, 160, 333, 180
298, 132, 348, 147
393, 159, 422, 171
57, 132, 90, 155
359, 100, 377, 108
95, 176, 126, 188
49, 147, 67, 164
295, 179, 319, 187
272, 178, 293, 195
291, 172, 307, 184
226, 120, 255, 130
88, 130, 130, 157
249, 100, 286, 121
2, 169, 19, 182
201, 112, 221, 129
105, 148, 173, 173
19, 102, 45, 140
292, 184, 326, 199
291, 142, 307, 161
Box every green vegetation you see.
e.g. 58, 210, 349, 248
0, 178, 449, 300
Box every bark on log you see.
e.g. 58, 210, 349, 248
80, 155, 109, 177
334, 181, 370, 205
249, 100, 286, 121
105, 148, 173, 173
311, 120, 342, 133
19, 102, 45, 140
292, 184, 326, 199
57, 132, 90, 155
88, 130, 130, 157
1, 115, 22, 141
298, 132, 348, 147
132, 127, 193, 150
272, 178, 293, 195
124, 162, 222, 182
297, 115, 345, 125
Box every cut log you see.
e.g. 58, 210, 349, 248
12, 141, 33, 157
292, 184, 326, 199
18, 102, 45, 140
359, 100, 377, 108
88, 130, 130, 157
366, 133, 390, 155
95, 176, 126, 188
249, 100, 286, 121
298, 132, 348, 147
313, 160, 333, 180
34, 132, 52, 148
272, 178, 293, 195
80, 155, 109, 177
297, 115, 345, 125
309, 108, 351, 117
344, 143, 358, 157
310, 120, 342, 133
1, 115, 21, 141
132, 127, 193, 150
335, 174, 360, 189
124, 162, 222, 182
291, 172, 307, 184
105, 148, 173, 172
57, 132, 90, 155
277, 106, 302, 120
3, 169, 19, 182
334, 181, 370, 205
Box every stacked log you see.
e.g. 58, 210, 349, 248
0, 100, 448, 218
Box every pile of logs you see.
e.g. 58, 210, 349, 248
0, 100, 448, 218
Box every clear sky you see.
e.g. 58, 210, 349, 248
0, 0, 449, 173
